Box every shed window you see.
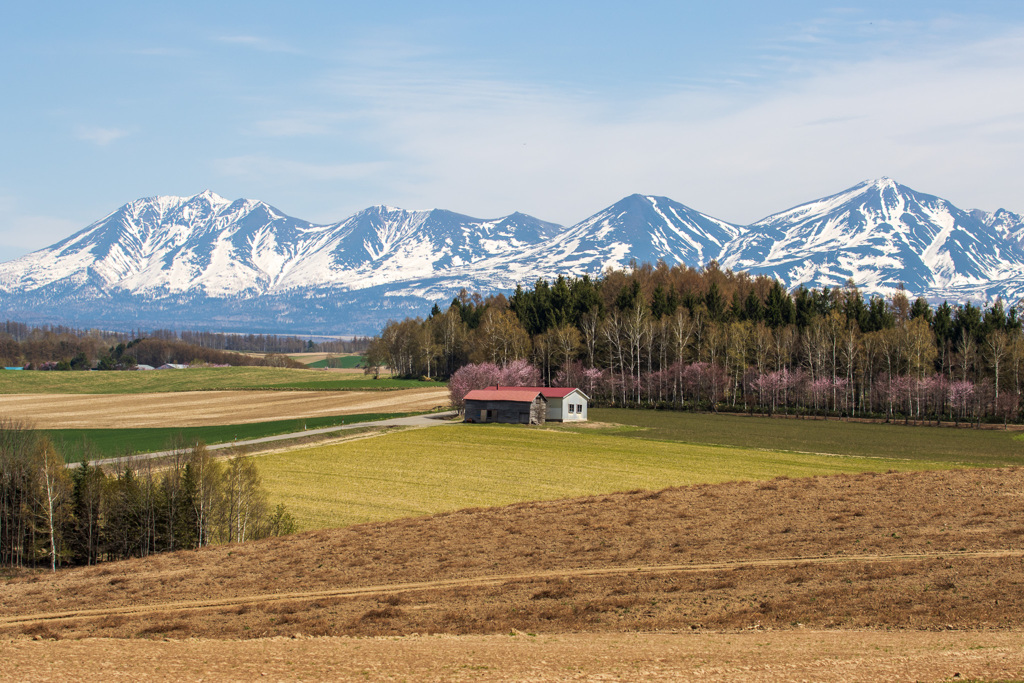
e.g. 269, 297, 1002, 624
577, 404, 583, 413
568, 404, 575, 413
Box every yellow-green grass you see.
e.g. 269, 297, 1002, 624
587, 408, 1024, 467
0, 366, 426, 394
304, 355, 364, 369
255, 423, 950, 531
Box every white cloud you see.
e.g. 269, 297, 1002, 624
75, 126, 130, 146
290, 22, 1024, 225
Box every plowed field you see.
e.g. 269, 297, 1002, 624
0, 387, 449, 428
2, 467, 1024, 680
3, 631, 1022, 682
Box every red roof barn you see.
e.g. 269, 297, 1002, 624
479, 386, 590, 423
463, 389, 548, 425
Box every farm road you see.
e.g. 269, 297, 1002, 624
80, 411, 459, 469
3, 548, 1021, 628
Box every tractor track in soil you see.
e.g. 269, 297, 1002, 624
4, 548, 1020, 628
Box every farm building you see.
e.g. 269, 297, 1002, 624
463, 389, 548, 425
484, 386, 590, 422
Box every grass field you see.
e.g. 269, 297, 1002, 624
49, 412, 410, 462
255, 423, 951, 530
589, 407, 1024, 467
0, 366, 427, 394
304, 355, 364, 369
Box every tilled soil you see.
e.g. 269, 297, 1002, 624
3, 631, 1023, 682
0, 388, 449, 427
2, 467, 1024, 680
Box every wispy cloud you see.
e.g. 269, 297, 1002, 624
215, 34, 300, 54
75, 126, 130, 146
249, 112, 358, 138
213, 155, 393, 182
128, 47, 193, 57
266, 21, 1024, 224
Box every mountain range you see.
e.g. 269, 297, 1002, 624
1, 178, 1022, 335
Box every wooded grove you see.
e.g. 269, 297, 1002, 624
0, 423, 294, 570
367, 262, 1024, 425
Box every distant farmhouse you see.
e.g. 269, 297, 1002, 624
464, 387, 589, 425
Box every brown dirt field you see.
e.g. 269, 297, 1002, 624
3, 631, 1023, 682
4, 467, 1024, 680
0, 388, 449, 428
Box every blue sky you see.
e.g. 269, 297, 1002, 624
2, 1, 1024, 260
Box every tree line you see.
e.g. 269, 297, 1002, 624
0, 423, 295, 571
169, 330, 370, 355
0, 322, 368, 370
368, 261, 1024, 424
0, 328, 304, 370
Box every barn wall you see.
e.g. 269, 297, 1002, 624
531, 398, 546, 425
465, 398, 547, 425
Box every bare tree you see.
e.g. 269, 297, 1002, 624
184, 443, 224, 548
956, 330, 977, 382
984, 329, 1011, 401
36, 439, 70, 571
224, 457, 267, 544
551, 324, 582, 375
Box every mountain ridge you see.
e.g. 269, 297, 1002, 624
1, 179, 1022, 334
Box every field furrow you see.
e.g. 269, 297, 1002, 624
0, 388, 449, 428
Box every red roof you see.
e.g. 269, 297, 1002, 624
484, 386, 587, 399
464, 389, 545, 403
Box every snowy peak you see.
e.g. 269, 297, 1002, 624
3, 180, 1024, 334
528, 193, 742, 276
971, 207, 1024, 244
723, 177, 1024, 295
0, 193, 565, 300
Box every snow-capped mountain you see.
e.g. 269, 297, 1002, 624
970, 207, 1024, 245
0, 192, 562, 300
511, 193, 742, 277
721, 178, 1024, 297
1, 179, 1023, 334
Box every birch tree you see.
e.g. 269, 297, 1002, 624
36, 439, 70, 571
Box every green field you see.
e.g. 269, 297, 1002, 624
0, 366, 427, 394
49, 412, 409, 463
588, 408, 1024, 467
304, 355, 364, 369
255, 423, 953, 531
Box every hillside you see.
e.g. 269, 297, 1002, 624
3, 466, 1022, 641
